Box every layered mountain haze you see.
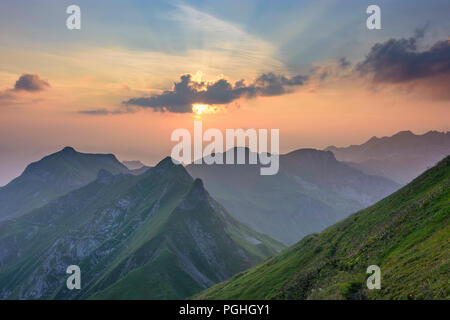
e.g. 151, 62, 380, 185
122, 160, 152, 175
187, 147, 399, 245
0, 157, 282, 300
0, 147, 130, 221
281, 149, 398, 207
0, 137, 445, 300
122, 160, 146, 170
326, 131, 450, 184
196, 156, 450, 300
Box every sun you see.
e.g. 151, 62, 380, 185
193, 104, 212, 115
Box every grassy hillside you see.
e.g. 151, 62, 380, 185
195, 156, 450, 300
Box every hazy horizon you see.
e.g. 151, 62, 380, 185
1, 0, 450, 185
1, 128, 448, 187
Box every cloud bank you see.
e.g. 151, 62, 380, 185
123, 73, 308, 113
356, 29, 450, 94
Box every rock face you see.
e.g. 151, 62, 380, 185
326, 130, 450, 184
0, 157, 283, 300
0, 147, 130, 221
187, 147, 399, 245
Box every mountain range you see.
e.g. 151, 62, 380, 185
0, 130, 447, 300
326, 130, 450, 185
0, 147, 130, 221
0, 157, 282, 299
196, 156, 450, 300
187, 147, 399, 245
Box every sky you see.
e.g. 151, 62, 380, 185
0, 0, 449, 185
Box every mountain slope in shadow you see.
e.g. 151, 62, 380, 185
0, 147, 130, 221
187, 147, 399, 245
196, 156, 450, 300
0, 157, 283, 300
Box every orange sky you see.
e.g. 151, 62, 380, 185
1, 72, 449, 185
1, 1, 449, 186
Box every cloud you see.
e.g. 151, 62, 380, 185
78, 108, 113, 115
171, 4, 281, 72
0, 73, 50, 104
78, 106, 138, 115
356, 29, 450, 84
0, 90, 17, 104
123, 73, 308, 113
308, 58, 352, 84
338, 57, 351, 69
14, 73, 50, 92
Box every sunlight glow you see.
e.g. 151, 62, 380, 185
193, 104, 213, 115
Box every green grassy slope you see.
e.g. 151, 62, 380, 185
0, 158, 283, 300
195, 156, 450, 300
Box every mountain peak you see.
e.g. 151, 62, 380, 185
155, 156, 178, 169
179, 178, 209, 210
122, 160, 145, 170
61, 146, 77, 154
191, 178, 206, 194
147, 156, 189, 179
392, 130, 414, 138
285, 148, 336, 161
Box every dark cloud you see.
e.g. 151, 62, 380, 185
338, 57, 351, 69
78, 108, 112, 115
78, 105, 138, 115
123, 72, 308, 113
0, 73, 50, 104
252, 73, 308, 96
14, 74, 50, 92
356, 30, 450, 84
413, 23, 429, 40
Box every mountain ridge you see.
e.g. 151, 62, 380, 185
0, 156, 283, 300
195, 156, 450, 300
0, 146, 131, 221
326, 130, 450, 184
187, 147, 399, 245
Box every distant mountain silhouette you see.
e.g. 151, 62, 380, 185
122, 160, 152, 175
122, 160, 146, 170
0, 147, 130, 221
326, 130, 450, 184
187, 147, 399, 245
